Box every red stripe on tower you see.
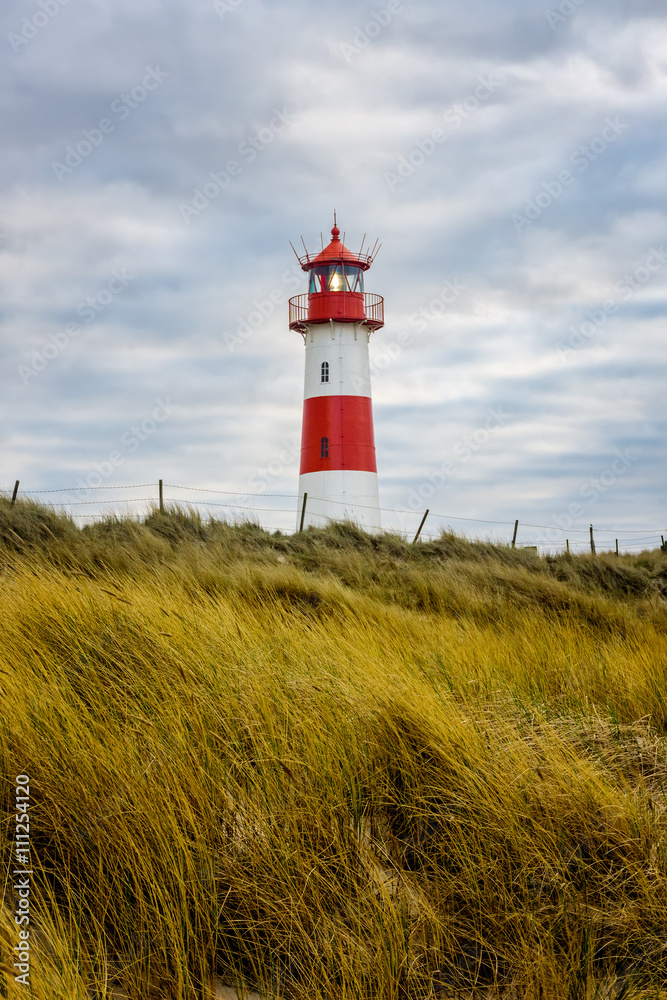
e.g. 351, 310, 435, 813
299, 395, 377, 475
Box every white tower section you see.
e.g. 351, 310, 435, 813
297, 320, 381, 532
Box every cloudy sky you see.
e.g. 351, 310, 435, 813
2, 0, 665, 551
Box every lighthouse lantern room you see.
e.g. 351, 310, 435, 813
289, 222, 384, 532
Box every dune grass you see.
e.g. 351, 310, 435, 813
1, 497, 667, 999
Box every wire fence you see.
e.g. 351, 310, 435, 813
2, 479, 666, 556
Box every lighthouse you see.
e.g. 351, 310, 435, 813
289, 222, 384, 532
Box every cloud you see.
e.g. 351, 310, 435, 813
1, 0, 666, 548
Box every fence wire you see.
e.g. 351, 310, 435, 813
2, 481, 665, 555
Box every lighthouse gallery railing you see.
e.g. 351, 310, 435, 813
288, 293, 384, 330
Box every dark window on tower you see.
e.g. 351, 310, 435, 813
344, 266, 364, 292
310, 265, 363, 292
320, 436, 329, 458
321, 361, 330, 383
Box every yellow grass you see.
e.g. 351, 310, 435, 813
1, 499, 667, 999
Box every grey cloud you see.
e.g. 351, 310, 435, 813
1, 0, 665, 540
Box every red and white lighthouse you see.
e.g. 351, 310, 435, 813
289, 222, 384, 531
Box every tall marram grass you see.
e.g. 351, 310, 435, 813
1, 497, 667, 999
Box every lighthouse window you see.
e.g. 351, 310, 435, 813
310, 268, 333, 293
328, 265, 346, 292
309, 271, 324, 293
320, 361, 329, 383
309, 265, 364, 293
344, 266, 364, 292
320, 436, 329, 458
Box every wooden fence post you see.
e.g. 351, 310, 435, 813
159, 479, 164, 513
412, 510, 429, 544
566, 539, 570, 556
511, 519, 519, 548
11, 480, 19, 506
298, 493, 308, 532
590, 524, 596, 555
615, 539, 619, 557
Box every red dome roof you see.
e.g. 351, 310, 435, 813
294, 225, 379, 272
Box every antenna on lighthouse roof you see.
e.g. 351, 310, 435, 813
289, 240, 302, 265
333, 209, 337, 227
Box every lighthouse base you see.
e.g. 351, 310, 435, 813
297, 470, 381, 533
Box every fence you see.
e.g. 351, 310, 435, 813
3, 479, 666, 556
288, 292, 384, 331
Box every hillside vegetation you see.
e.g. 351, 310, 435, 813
1, 497, 667, 1000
